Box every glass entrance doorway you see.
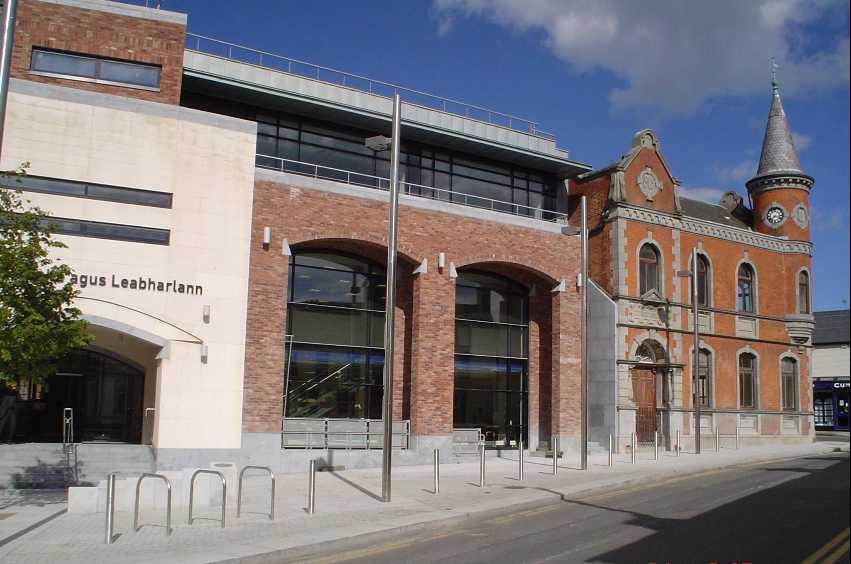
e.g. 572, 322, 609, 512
17, 349, 144, 443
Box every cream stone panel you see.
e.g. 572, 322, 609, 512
813, 346, 850, 378
2, 87, 256, 450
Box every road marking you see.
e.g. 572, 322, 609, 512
802, 527, 850, 564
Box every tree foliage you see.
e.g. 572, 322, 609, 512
0, 165, 91, 388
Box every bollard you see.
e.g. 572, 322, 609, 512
433, 448, 440, 494
631, 432, 636, 464
479, 443, 486, 488
735, 425, 739, 450
654, 432, 658, 461
715, 427, 720, 452
608, 434, 613, 467
104, 473, 116, 545
308, 460, 316, 514
676, 430, 681, 457
553, 437, 559, 475
518, 439, 524, 481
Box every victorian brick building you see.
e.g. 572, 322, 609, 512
570, 83, 815, 450
0, 0, 813, 486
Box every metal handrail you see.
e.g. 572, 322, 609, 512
133, 473, 173, 536
237, 466, 275, 521
62, 407, 74, 445
188, 469, 227, 528
184, 32, 554, 139
256, 154, 567, 223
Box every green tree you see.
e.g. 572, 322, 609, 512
0, 164, 91, 389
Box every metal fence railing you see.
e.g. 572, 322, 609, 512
256, 154, 567, 223
282, 418, 410, 450
183, 32, 555, 140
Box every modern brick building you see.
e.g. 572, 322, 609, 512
0, 0, 815, 483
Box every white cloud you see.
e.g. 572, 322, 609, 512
678, 186, 728, 204
812, 205, 849, 232
433, 0, 850, 114
792, 131, 812, 151
715, 160, 758, 183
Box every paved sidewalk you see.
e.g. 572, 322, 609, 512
0, 441, 847, 564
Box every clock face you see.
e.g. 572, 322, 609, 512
765, 206, 786, 227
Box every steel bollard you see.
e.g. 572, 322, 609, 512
676, 430, 681, 457
715, 427, 720, 452
433, 449, 440, 494
735, 426, 739, 450
553, 437, 559, 475
608, 434, 613, 467
308, 460, 316, 514
479, 443, 486, 488
518, 439, 524, 481
105, 473, 116, 545
654, 432, 658, 461
631, 432, 636, 464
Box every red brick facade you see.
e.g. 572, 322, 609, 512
242, 177, 583, 444
570, 129, 814, 444
11, 0, 185, 105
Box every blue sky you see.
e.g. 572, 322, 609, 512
157, 0, 849, 310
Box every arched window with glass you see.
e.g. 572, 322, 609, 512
696, 254, 711, 307
737, 263, 756, 313
639, 244, 660, 295
284, 251, 386, 419
454, 271, 528, 448
798, 271, 810, 314
781, 357, 799, 411
739, 353, 757, 409
697, 348, 713, 408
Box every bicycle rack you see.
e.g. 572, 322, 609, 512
133, 473, 173, 536
188, 469, 227, 528
237, 465, 275, 520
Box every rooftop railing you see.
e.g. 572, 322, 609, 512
256, 154, 567, 223
184, 32, 556, 141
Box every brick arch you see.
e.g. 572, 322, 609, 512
454, 258, 561, 288
289, 236, 419, 269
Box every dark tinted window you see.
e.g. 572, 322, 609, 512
3, 175, 172, 208
43, 217, 170, 245
31, 49, 160, 89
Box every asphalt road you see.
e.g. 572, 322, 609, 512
287, 452, 850, 564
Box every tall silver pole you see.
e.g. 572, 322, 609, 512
0, 0, 17, 159
104, 473, 116, 545
692, 247, 701, 455
433, 449, 440, 494
308, 460, 316, 514
580, 196, 589, 470
381, 94, 402, 502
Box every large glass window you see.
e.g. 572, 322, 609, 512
639, 244, 660, 295
697, 349, 712, 408
739, 353, 757, 409
798, 271, 810, 314
781, 357, 798, 411
285, 251, 386, 418
737, 264, 755, 313
697, 254, 710, 306
255, 112, 559, 218
454, 271, 528, 447
31, 49, 161, 89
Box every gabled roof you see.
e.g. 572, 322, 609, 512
680, 197, 751, 230
814, 310, 851, 345
578, 129, 678, 185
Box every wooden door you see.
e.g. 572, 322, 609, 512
632, 368, 657, 443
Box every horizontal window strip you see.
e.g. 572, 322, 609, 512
42, 217, 170, 245
30, 48, 161, 90
3, 175, 173, 208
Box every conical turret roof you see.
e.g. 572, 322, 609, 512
754, 88, 804, 177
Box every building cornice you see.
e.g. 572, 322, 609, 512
608, 204, 812, 256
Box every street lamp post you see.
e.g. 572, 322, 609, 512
0, 0, 19, 159
380, 94, 402, 502
677, 247, 701, 454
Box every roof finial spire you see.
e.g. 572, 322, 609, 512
771, 57, 779, 92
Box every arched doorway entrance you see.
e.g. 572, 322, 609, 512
17, 348, 145, 443
631, 340, 667, 443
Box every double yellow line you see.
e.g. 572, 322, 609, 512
802, 527, 850, 564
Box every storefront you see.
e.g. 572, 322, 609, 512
813, 380, 850, 431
